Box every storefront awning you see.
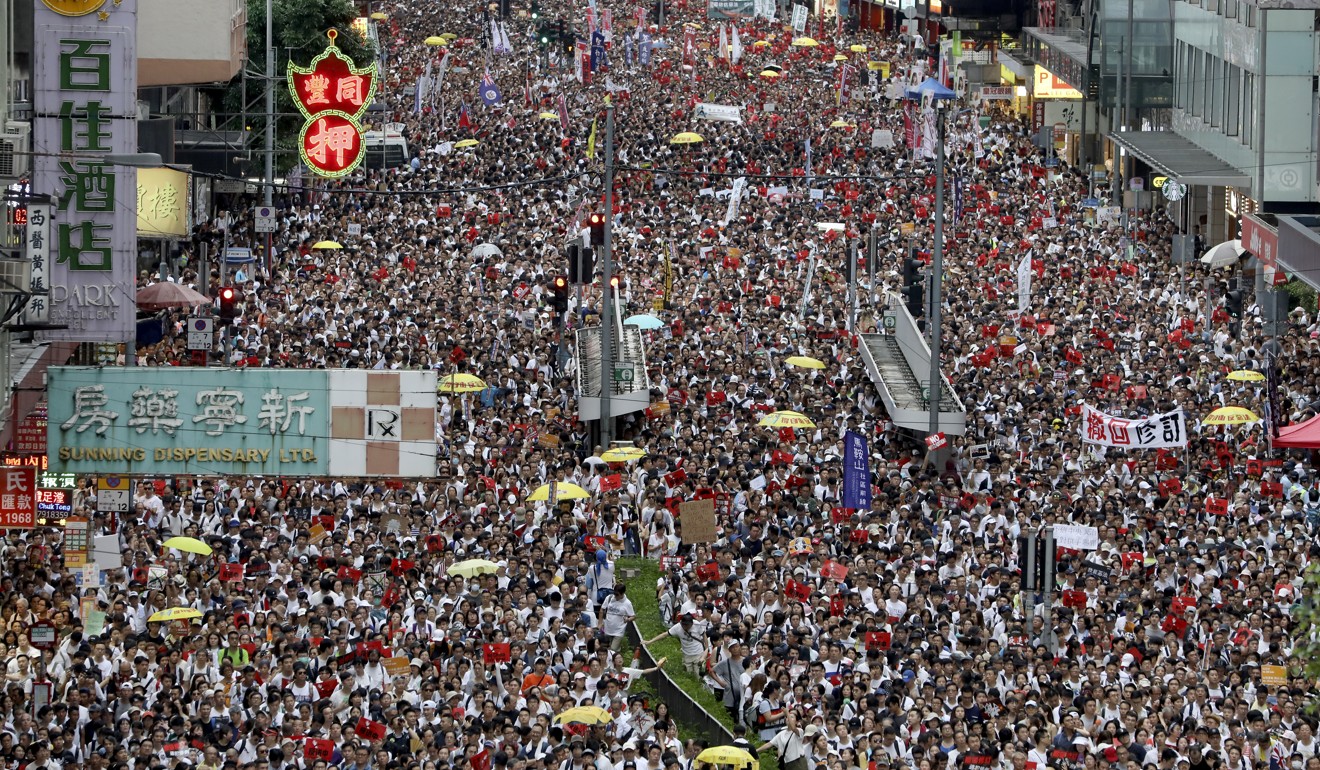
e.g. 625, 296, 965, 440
1108, 130, 1249, 188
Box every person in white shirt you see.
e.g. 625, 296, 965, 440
599, 584, 637, 652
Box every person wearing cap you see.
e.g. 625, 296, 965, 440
643, 612, 709, 677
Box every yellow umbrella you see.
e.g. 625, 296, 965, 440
753, 40, 771, 48
162, 536, 212, 556
849, 44, 868, 52
670, 132, 704, 144
555, 706, 614, 725
829, 119, 855, 129
833, 54, 849, 61
601, 446, 648, 463
1227, 370, 1265, 382
424, 36, 448, 46
785, 356, 826, 369
370, 12, 388, 19
759, 410, 817, 429
683, 21, 703, 28
696, 747, 756, 767
792, 36, 819, 47
1202, 406, 1260, 426
447, 558, 501, 577
312, 240, 342, 250
148, 607, 203, 623
759, 69, 781, 78
441, 32, 458, 40
527, 482, 591, 502
439, 372, 488, 393
539, 111, 559, 120
455, 138, 480, 148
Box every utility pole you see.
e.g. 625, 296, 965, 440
264, 0, 275, 275
600, 104, 617, 446
927, 103, 946, 439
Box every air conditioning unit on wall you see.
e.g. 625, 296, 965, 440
0, 122, 31, 180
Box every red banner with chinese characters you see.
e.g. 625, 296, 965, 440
286, 29, 378, 178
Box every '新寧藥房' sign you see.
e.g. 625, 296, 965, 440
34, 0, 138, 342
48, 368, 439, 477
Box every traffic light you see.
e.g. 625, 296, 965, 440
901, 257, 921, 288
538, 23, 550, 46
531, 1, 539, 19
904, 284, 923, 319
866, 230, 880, 275
550, 276, 569, 314
608, 275, 621, 291
589, 212, 605, 246
218, 286, 238, 323
567, 243, 595, 284
1225, 289, 1244, 319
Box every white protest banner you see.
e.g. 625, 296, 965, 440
791, 4, 808, 32
1053, 524, 1099, 551
1080, 405, 1188, 449
1016, 251, 1032, 313
694, 102, 744, 123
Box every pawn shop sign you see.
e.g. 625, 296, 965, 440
287, 30, 378, 178
925, 432, 947, 450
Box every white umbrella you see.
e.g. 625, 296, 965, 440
1201, 239, 1245, 268
584, 456, 608, 467
472, 243, 502, 258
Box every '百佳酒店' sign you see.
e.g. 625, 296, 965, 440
34, 0, 138, 342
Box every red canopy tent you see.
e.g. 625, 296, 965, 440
1272, 413, 1320, 449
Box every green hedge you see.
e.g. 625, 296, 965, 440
621, 558, 781, 770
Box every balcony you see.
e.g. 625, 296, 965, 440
138, 0, 246, 87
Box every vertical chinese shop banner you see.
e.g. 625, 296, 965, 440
33, 0, 138, 342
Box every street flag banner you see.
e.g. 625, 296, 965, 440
684, 27, 696, 64
458, 101, 473, 130
1017, 250, 1031, 312
587, 118, 598, 159
1081, 405, 1188, 449
730, 24, 743, 63
719, 24, 729, 60
842, 430, 872, 510
480, 73, 503, 106
591, 29, 606, 71
640, 27, 654, 66
556, 93, 570, 133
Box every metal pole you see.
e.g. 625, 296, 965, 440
1124, 0, 1134, 132
1041, 528, 1057, 654
1111, 38, 1122, 207
927, 104, 945, 437
848, 240, 857, 332
1256, 10, 1268, 212
264, 0, 275, 276
600, 104, 617, 446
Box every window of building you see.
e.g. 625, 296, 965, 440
1243, 72, 1254, 146
1226, 64, 1241, 136
1210, 57, 1223, 127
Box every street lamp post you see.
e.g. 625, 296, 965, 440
927, 102, 946, 439
600, 104, 617, 446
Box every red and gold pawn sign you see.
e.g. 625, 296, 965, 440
287, 29, 378, 177
299, 111, 365, 178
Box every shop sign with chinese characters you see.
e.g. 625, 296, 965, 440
33, 0, 137, 342
287, 30, 378, 178
47, 368, 438, 477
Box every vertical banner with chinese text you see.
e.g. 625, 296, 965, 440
34, 0, 138, 342
842, 429, 872, 510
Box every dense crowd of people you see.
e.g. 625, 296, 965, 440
10, 4, 1320, 770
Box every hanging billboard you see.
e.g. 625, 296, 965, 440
48, 368, 438, 477
34, 0, 138, 341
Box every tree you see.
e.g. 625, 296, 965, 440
208, 0, 377, 173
